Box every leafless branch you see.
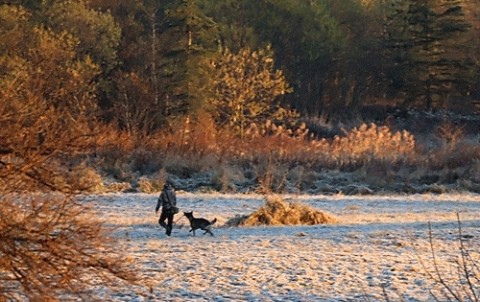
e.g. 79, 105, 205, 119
410, 215, 479, 302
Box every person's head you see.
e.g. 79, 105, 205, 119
163, 182, 173, 190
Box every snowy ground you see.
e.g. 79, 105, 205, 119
81, 192, 480, 302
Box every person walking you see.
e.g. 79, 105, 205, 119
155, 182, 179, 236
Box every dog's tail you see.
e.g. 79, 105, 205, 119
210, 218, 217, 225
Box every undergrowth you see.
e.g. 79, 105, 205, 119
91, 116, 480, 194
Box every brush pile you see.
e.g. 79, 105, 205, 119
228, 195, 338, 226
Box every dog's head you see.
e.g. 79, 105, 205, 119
183, 211, 193, 219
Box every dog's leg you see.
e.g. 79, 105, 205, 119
203, 227, 214, 236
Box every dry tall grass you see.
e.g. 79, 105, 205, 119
93, 115, 479, 194
96, 118, 416, 171
329, 123, 416, 164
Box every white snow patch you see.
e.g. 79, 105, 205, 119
80, 192, 480, 301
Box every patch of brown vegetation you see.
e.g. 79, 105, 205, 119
228, 195, 338, 226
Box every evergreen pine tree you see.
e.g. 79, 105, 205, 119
157, 0, 219, 119
383, 0, 474, 110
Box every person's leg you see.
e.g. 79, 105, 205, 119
165, 213, 174, 236
158, 211, 167, 229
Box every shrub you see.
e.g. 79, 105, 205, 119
130, 148, 159, 175
329, 123, 416, 165
105, 181, 132, 192
136, 177, 155, 193
254, 155, 289, 194
209, 46, 295, 139
435, 121, 465, 151
66, 163, 104, 193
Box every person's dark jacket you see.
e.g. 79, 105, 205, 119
155, 187, 177, 213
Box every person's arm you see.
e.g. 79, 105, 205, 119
155, 193, 163, 213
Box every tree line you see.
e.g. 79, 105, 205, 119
1, 0, 479, 136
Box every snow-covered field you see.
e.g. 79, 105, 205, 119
82, 193, 480, 302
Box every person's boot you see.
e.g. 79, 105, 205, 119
166, 226, 172, 236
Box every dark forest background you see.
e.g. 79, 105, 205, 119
3, 0, 479, 130
1, 0, 480, 195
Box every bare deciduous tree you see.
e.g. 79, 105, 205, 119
0, 88, 139, 300
0, 82, 138, 301
0, 12, 138, 297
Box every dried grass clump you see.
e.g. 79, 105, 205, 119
106, 182, 132, 192
237, 195, 337, 226
136, 177, 156, 193
63, 163, 104, 193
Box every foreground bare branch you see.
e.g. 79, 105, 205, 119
0, 194, 137, 301
412, 214, 479, 302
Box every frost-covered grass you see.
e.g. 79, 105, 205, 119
80, 192, 480, 301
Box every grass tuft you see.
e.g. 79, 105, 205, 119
229, 195, 337, 226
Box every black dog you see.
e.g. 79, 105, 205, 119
183, 211, 217, 236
